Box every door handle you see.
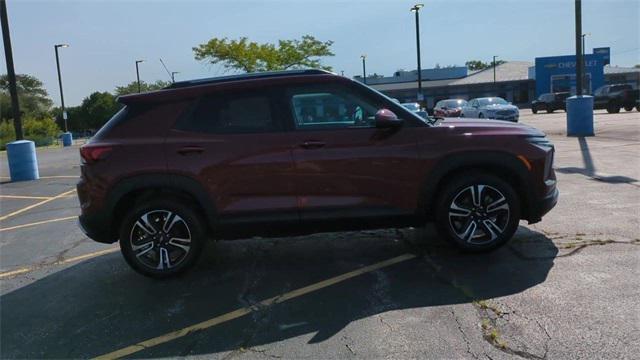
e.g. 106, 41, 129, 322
177, 146, 204, 155
299, 141, 326, 149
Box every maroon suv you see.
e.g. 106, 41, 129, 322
77, 70, 558, 277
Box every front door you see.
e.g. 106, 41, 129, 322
282, 82, 424, 221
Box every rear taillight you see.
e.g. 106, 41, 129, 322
80, 145, 112, 164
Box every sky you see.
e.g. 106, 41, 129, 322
1, 0, 639, 106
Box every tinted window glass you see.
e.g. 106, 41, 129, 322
176, 93, 275, 133
288, 87, 378, 130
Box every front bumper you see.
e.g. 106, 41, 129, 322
528, 187, 559, 224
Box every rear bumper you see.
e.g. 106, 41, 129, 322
528, 187, 559, 224
78, 212, 116, 244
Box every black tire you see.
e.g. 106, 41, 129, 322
624, 105, 633, 112
119, 197, 206, 278
546, 104, 554, 113
478, 113, 484, 119
531, 107, 538, 114
606, 102, 620, 114
434, 172, 520, 252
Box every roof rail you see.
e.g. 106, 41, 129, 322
166, 69, 333, 89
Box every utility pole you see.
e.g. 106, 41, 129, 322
1, 0, 23, 140
575, 0, 583, 96
411, 4, 424, 101
493, 55, 498, 84
135, 60, 144, 92
360, 55, 367, 84
171, 71, 179, 83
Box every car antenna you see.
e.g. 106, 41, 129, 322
159, 58, 176, 83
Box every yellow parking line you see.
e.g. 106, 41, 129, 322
0, 189, 76, 221
0, 247, 118, 279
0, 195, 53, 200
0, 267, 32, 278
94, 253, 417, 360
0, 216, 78, 232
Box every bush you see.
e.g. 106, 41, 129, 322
0, 117, 61, 150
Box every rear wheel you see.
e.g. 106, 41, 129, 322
119, 197, 206, 278
624, 105, 633, 112
546, 104, 554, 113
606, 102, 620, 113
434, 172, 520, 252
531, 107, 538, 114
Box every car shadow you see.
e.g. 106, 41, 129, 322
0, 226, 558, 358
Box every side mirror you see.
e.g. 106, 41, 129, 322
375, 109, 403, 128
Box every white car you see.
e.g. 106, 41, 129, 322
461, 97, 519, 122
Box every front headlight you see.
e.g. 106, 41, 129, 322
527, 136, 553, 149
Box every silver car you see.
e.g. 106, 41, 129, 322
461, 97, 519, 122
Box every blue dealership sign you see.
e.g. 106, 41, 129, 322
535, 53, 605, 97
593, 47, 610, 65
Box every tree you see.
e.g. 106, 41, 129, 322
465, 59, 506, 71
635, 64, 640, 68
79, 92, 121, 130
114, 80, 170, 96
0, 74, 53, 120
193, 35, 334, 73
53, 92, 121, 131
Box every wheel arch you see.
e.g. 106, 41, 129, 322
106, 173, 217, 241
419, 151, 533, 221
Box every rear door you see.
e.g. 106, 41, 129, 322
165, 89, 298, 223
281, 82, 424, 221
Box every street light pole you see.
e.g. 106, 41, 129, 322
54, 43, 69, 132
171, 71, 179, 83
135, 60, 144, 92
493, 55, 498, 84
1, 0, 23, 140
360, 55, 367, 84
411, 4, 424, 102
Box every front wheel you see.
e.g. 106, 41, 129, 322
119, 197, 206, 278
624, 105, 633, 112
531, 107, 538, 114
434, 173, 520, 252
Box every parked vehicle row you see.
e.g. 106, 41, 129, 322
78, 69, 557, 277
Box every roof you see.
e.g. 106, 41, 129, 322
166, 69, 332, 89
118, 70, 342, 105
604, 65, 640, 75
370, 61, 534, 91
449, 61, 533, 85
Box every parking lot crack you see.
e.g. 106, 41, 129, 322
451, 309, 479, 360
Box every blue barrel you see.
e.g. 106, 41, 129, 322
566, 95, 594, 136
6, 140, 39, 181
62, 132, 73, 147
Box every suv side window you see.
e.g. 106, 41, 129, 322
286, 86, 379, 130
176, 92, 277, 134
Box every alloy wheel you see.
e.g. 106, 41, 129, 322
129, 210, 192, 270
448, 184, 510, 245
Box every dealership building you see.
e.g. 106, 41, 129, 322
355, 48, 640, 109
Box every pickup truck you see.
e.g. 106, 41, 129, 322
593, 84, 640, 113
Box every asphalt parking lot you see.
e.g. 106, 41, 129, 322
1, 110, 638, 359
